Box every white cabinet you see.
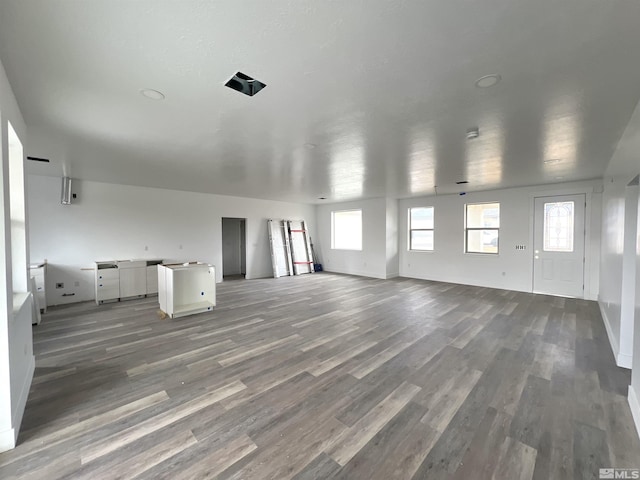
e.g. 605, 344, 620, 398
146, 260, 162, 295
158, 263, 216, 319
96, 262, 120, 304
95, 259, 164, 305
29, 262, 47, 313
118, 260, 147, 298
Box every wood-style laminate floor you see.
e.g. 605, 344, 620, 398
1, 273, 639, 479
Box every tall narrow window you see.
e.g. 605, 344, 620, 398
331, 209, 362, 250
409, 207, 434, 251
543, 201, 574, 252
465, 202, 500, 254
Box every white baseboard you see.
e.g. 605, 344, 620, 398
323, 267, 386, 280
11, 354, 35, 447
617, 352, 634, 369
0, 426, 17, 453
599, 301, 624, 367
629, 385, 640, 440
0, 354, 34, 453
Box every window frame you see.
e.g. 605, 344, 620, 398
408, 206, 435, 252
331, 209, 363, 251
464, 202, 500, 255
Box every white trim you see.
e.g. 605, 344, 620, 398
12, 354, 35, 442
0, 354, 34, 453
629, 385, 640, 440
0, 426, 17, 453
323, 267, 386, 280
617, 352, 633, 369
599, 301, 621, 363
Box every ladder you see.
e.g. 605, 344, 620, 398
287, 220, 314, 275
267, 219, 314, 278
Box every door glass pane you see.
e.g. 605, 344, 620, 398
543, 201, 574, 252
411, 230, 434, 251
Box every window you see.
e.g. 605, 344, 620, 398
543, 201, 574, 252
409, 207, 434, 251
465, 202, 500, 254
331, 209, 362, 250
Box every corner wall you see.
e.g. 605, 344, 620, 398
0, 57, 34, 452
315, 197, 393, 279
27, 175, 316, 306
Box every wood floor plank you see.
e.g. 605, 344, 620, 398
80, 380, 246, 464
1, 273, 635, 479
326, 381, 421, 466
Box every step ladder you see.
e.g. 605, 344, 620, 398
267, 219, 314, 278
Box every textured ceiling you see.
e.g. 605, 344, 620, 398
1, 0, 640, 203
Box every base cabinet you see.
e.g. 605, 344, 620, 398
158, 263, 216, 318
95, 259, 163, 305
29, 262, 47, 314
118, 260, 147, 298
95, 262, 120, 304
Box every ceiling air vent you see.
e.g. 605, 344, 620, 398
225, 72, 266, 97
27, 156, 50, 163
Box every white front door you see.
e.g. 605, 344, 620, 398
533, 194, 586, 298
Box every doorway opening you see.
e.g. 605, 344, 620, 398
222, 218, 246, 280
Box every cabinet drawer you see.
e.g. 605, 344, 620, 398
96, 270, 119, 281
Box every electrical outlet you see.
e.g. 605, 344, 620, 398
56, 282, 64, 289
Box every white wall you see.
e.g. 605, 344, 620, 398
385, 198, 399, 278
0, 57, 34, 452
631, 186, 640, 436
599, 95, 640, 377
398, 180, 602, 298
27, 175, 315, 306
315, 197, 389, 279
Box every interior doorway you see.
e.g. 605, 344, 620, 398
222, 218, 246, 280
533, 194, 586, 298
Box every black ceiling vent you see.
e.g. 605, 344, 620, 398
455, 180, 469, 185
225, 72, 266, 97
27, 156, 50, 163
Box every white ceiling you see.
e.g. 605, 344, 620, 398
1, 0, 640, 204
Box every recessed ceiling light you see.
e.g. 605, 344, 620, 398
304, 143, 317, 149
475, 74, 502, 88
466, 127, 480, 140
544, 158, 562, 164
140, 89, 165, 100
